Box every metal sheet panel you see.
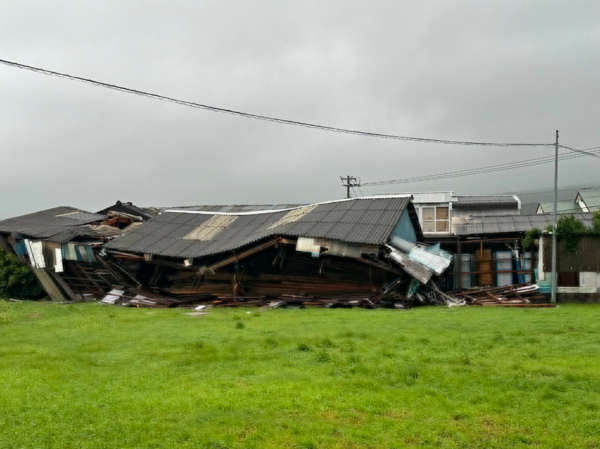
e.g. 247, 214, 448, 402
184, 215, 238, 241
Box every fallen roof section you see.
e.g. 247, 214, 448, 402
0, 206, 109, 242
105, 196, 418, 259
97, 201, 160, 221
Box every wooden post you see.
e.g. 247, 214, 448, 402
31, 268, 67, 302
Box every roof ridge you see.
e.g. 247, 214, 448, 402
164, 195, 413, 216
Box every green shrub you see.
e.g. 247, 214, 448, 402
555, 215, 587, 253
0, 249, 43, 299
523, 228, 542, 250
533, 213, 600, 253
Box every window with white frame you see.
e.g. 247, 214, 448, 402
421, 206, 450, 233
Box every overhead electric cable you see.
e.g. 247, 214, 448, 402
559, 144, 600, 160
0, 58, 553, 147
517, 187, 586, 196
515, 184, 600, 196
361, 146, 600, 187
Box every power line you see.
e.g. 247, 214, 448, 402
516, 185, 600, 196
518, 187, 583, 196
0, 58, 553, 148
559, 144, 600, 160
361, 146, 600, 187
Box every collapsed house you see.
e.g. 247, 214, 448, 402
3, 195, 562, 307
101, 196, 457, 308
0, 204, 150, 301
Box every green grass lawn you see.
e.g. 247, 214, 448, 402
1, 302, 599, 448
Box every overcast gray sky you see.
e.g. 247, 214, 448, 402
1, 0, 599, 218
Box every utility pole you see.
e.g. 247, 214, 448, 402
551, 130, 559, 304
340, 175, 361, 199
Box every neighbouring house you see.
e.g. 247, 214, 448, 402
536, 201, 576, 214
536, 187, 600, 214
374, 192, 521, 239
451, 213, 595, 294
575, 188, 600, 212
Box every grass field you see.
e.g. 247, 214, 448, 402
1, 302, 599, 448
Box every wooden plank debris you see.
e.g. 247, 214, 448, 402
450, 283, 555, 307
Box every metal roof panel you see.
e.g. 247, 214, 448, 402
106, 197, 414, 259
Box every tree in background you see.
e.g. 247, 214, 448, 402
0, 249, 43, 299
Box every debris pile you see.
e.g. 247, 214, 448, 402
98, 232, 460, 309
450, 283, 555, 307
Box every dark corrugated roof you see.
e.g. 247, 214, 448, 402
453, 195, 519, 209
454, 213, 594, 236
106, 197, 414, 259
0, 207, 108, 242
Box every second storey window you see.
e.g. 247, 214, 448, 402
422, 206, 450, 233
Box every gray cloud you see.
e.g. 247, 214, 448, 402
1, 0, 599, 218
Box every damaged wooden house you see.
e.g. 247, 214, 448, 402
102, 196, 456, 308
0, 203, 153, 301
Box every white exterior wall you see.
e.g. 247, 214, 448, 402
555, 273, 600, 294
